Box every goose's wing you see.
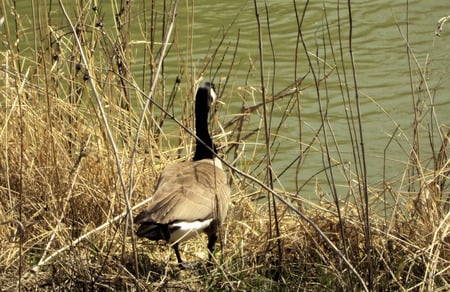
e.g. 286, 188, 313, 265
142, 160, 230, 224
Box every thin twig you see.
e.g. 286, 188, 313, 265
127, 0, 179, 275
56, 0, 131, 268
30, 196, 153, 273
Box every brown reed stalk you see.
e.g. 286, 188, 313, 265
253, 1, 283, 279
346, 0, 374, 288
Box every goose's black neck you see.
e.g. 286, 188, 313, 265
193, 83, 216, 161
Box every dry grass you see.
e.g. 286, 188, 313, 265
1, 0, 450, 291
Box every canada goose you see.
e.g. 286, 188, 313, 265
134, 82, 230, 265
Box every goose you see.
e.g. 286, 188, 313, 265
134, 82, 230, 265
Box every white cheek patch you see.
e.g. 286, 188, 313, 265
169, 219, 214, 243
210, 88, 217, 102
200, 157, 223, 169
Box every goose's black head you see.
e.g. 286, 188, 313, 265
193, 82, 217, 161
195, 82, 216, 116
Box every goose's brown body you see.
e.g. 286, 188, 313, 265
134, 159, 229, 243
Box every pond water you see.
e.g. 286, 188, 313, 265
167, 0, 450, 198
7, 0, 450, 199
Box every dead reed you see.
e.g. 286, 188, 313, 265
0, 0, 449, 291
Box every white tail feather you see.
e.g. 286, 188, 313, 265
169, 219, 213, 243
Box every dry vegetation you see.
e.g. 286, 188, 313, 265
1, 1, 449, 291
